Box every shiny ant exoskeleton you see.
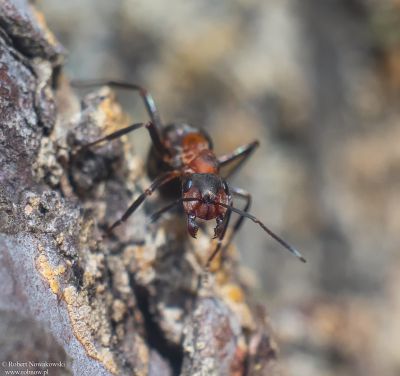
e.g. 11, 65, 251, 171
72, 80, 306, 268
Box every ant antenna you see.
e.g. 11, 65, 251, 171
216, 202, 306, 263
149, 199, 182, 223
149, 198, 306, 263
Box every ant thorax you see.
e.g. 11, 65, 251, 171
179, 128, 219, 175
182, 149, 219, 175
159, 123, 217, 173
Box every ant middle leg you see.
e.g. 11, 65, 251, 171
106, 170, 181, 235
218, 140, 259, 179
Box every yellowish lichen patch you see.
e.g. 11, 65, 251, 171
215, 267, 256, 331
24, 204, 33, 216
83, 253, 105, 286
35, 253, 66, 295
208, 250, 223, 273
108, 256, 131, 295
217, 284, 255, 331
130, 243, 158, 285
25, 197, 40, 216
55, 233, 65, 246
98, 92, 130, 135
112, 299, 127, 323
215, 269, 230, 285
221, 283, 245, 304
63, 286, 119, 375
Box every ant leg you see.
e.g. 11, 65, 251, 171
218, 140, 259, 179
149, 198, 181, 223
71, 80, 162, 130
106, 170, 181, 235
223, 187, 251, 249
79, 121, 166, 155
81, 122, 144, 149
205, 208, 232, 269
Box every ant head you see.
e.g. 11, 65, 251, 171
153, 175, 306, 262
181, 174, 231, 221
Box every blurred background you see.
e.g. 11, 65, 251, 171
38, 0, 400, 375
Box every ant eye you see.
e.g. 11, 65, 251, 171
222, 181, 229, 193
183, 179, 193, 193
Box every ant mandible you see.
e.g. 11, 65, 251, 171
72, 80, 306, 268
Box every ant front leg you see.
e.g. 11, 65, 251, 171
205, 208, 232, 269
208, 187, 251, 268
106, 170, 181, 235
218, 140, 259, 179
223, 187, 251, 249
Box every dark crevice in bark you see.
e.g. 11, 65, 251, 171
133, 281, 184, 375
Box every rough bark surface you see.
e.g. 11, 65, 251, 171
0, 1, 280, 375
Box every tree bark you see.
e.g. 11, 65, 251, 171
0, 1, 281, 375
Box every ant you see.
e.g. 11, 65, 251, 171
72, 80, 306, 268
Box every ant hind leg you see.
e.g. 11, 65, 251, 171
72, 80, 170, 155
71, 79, 162, 129
79, 122, 145, 149
77, 121, 167, 155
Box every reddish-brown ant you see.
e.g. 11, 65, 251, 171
72, 80, 306, 267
